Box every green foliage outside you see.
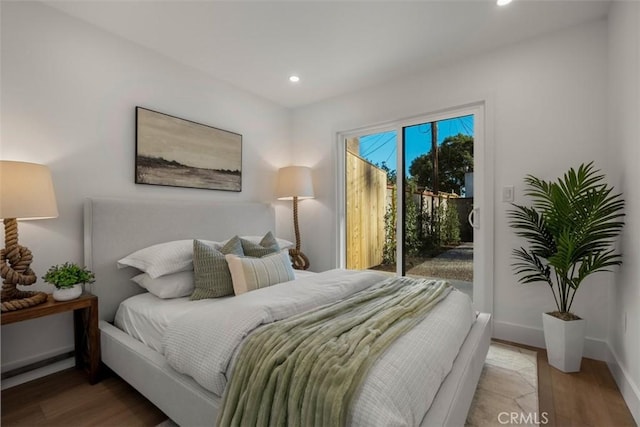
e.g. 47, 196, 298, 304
409, 133, 473, 195
43, 262, 95, 289
378, 161, 397, 185
439, 202, 461, 245
404, 183, 423, 257
383, 186, 397, 264
379, 132, 470, 266
382, 190, 462, 265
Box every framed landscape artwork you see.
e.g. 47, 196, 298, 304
135, 107, 242, 192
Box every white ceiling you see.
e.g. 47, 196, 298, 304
43, 0, 610, 108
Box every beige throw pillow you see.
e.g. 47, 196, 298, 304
225, 251, 295, 295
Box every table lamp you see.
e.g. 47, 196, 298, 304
276, 166, 314, 270
1, 161, 58, 312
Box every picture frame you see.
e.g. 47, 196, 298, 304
135, 107, 242, 192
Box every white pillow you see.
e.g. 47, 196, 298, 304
131, 271, 195, 299
117, 239, 220, 278
225, 251, 295, 295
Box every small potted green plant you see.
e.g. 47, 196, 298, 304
43, 262, 95, 301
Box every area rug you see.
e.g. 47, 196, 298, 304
466, 342, 539, 426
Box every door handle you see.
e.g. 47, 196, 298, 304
468, 207, 480, 229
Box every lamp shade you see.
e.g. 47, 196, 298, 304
276, 166, 314, 200
0, 161, 58, 220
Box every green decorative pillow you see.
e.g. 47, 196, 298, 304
240, 231, 280, 257
225, 251, 295, 295
190, 237, 244, 300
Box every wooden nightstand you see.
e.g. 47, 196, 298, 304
1, 293, 101, 384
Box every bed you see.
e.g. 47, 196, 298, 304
84, 197, 491, 426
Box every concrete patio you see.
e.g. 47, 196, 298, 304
407, 242, 473, 300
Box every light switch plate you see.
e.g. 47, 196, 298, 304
502, 185, 514, 202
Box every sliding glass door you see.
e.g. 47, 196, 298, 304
339, 103, 491, 311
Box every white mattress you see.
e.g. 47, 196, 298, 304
114, 270, 318, 353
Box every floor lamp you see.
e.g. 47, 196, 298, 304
276, 166, 314, 270
1, 161, 58, 312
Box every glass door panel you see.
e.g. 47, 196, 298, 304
402, 115, 474, 299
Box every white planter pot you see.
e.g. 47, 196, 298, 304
542, 312, 586, 373
52, 284, 83, 302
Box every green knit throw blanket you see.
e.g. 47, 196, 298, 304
218, 277, 452, 427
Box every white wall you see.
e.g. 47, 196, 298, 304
608, 1, 640, 422
292, 20, 613, 355
0, 2, 291, 374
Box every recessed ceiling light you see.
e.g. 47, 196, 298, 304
497, 0, 512, 5
289, 75, 300, 83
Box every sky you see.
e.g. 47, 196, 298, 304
358, 114, 474, 177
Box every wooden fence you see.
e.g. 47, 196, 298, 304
346, 152, 387, 270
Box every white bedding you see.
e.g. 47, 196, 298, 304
114, 269, 318, 353
161, 269, 475, 426
114, 293, 225, 353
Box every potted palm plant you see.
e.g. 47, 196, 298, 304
43, 262, 95, 302
508, 162, 625, 372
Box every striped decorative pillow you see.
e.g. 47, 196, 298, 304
225, 251, 295, 295
191, 237, 244, 300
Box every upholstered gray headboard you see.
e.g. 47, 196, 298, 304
84, 197, 275, 321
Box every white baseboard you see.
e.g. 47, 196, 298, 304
1, 357, 75, 390
1, 344, 74, 372
606, 344, 640, 424
1, 345, 75, 390
492, 320, 608, 361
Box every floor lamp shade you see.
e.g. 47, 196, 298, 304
276, 166, 314, 200
0, 161, 58, 220
1, 161, 58, 312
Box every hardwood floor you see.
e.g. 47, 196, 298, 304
1, 344, 636, 426
1, 368, 166, 426
538, 352, 636, 426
